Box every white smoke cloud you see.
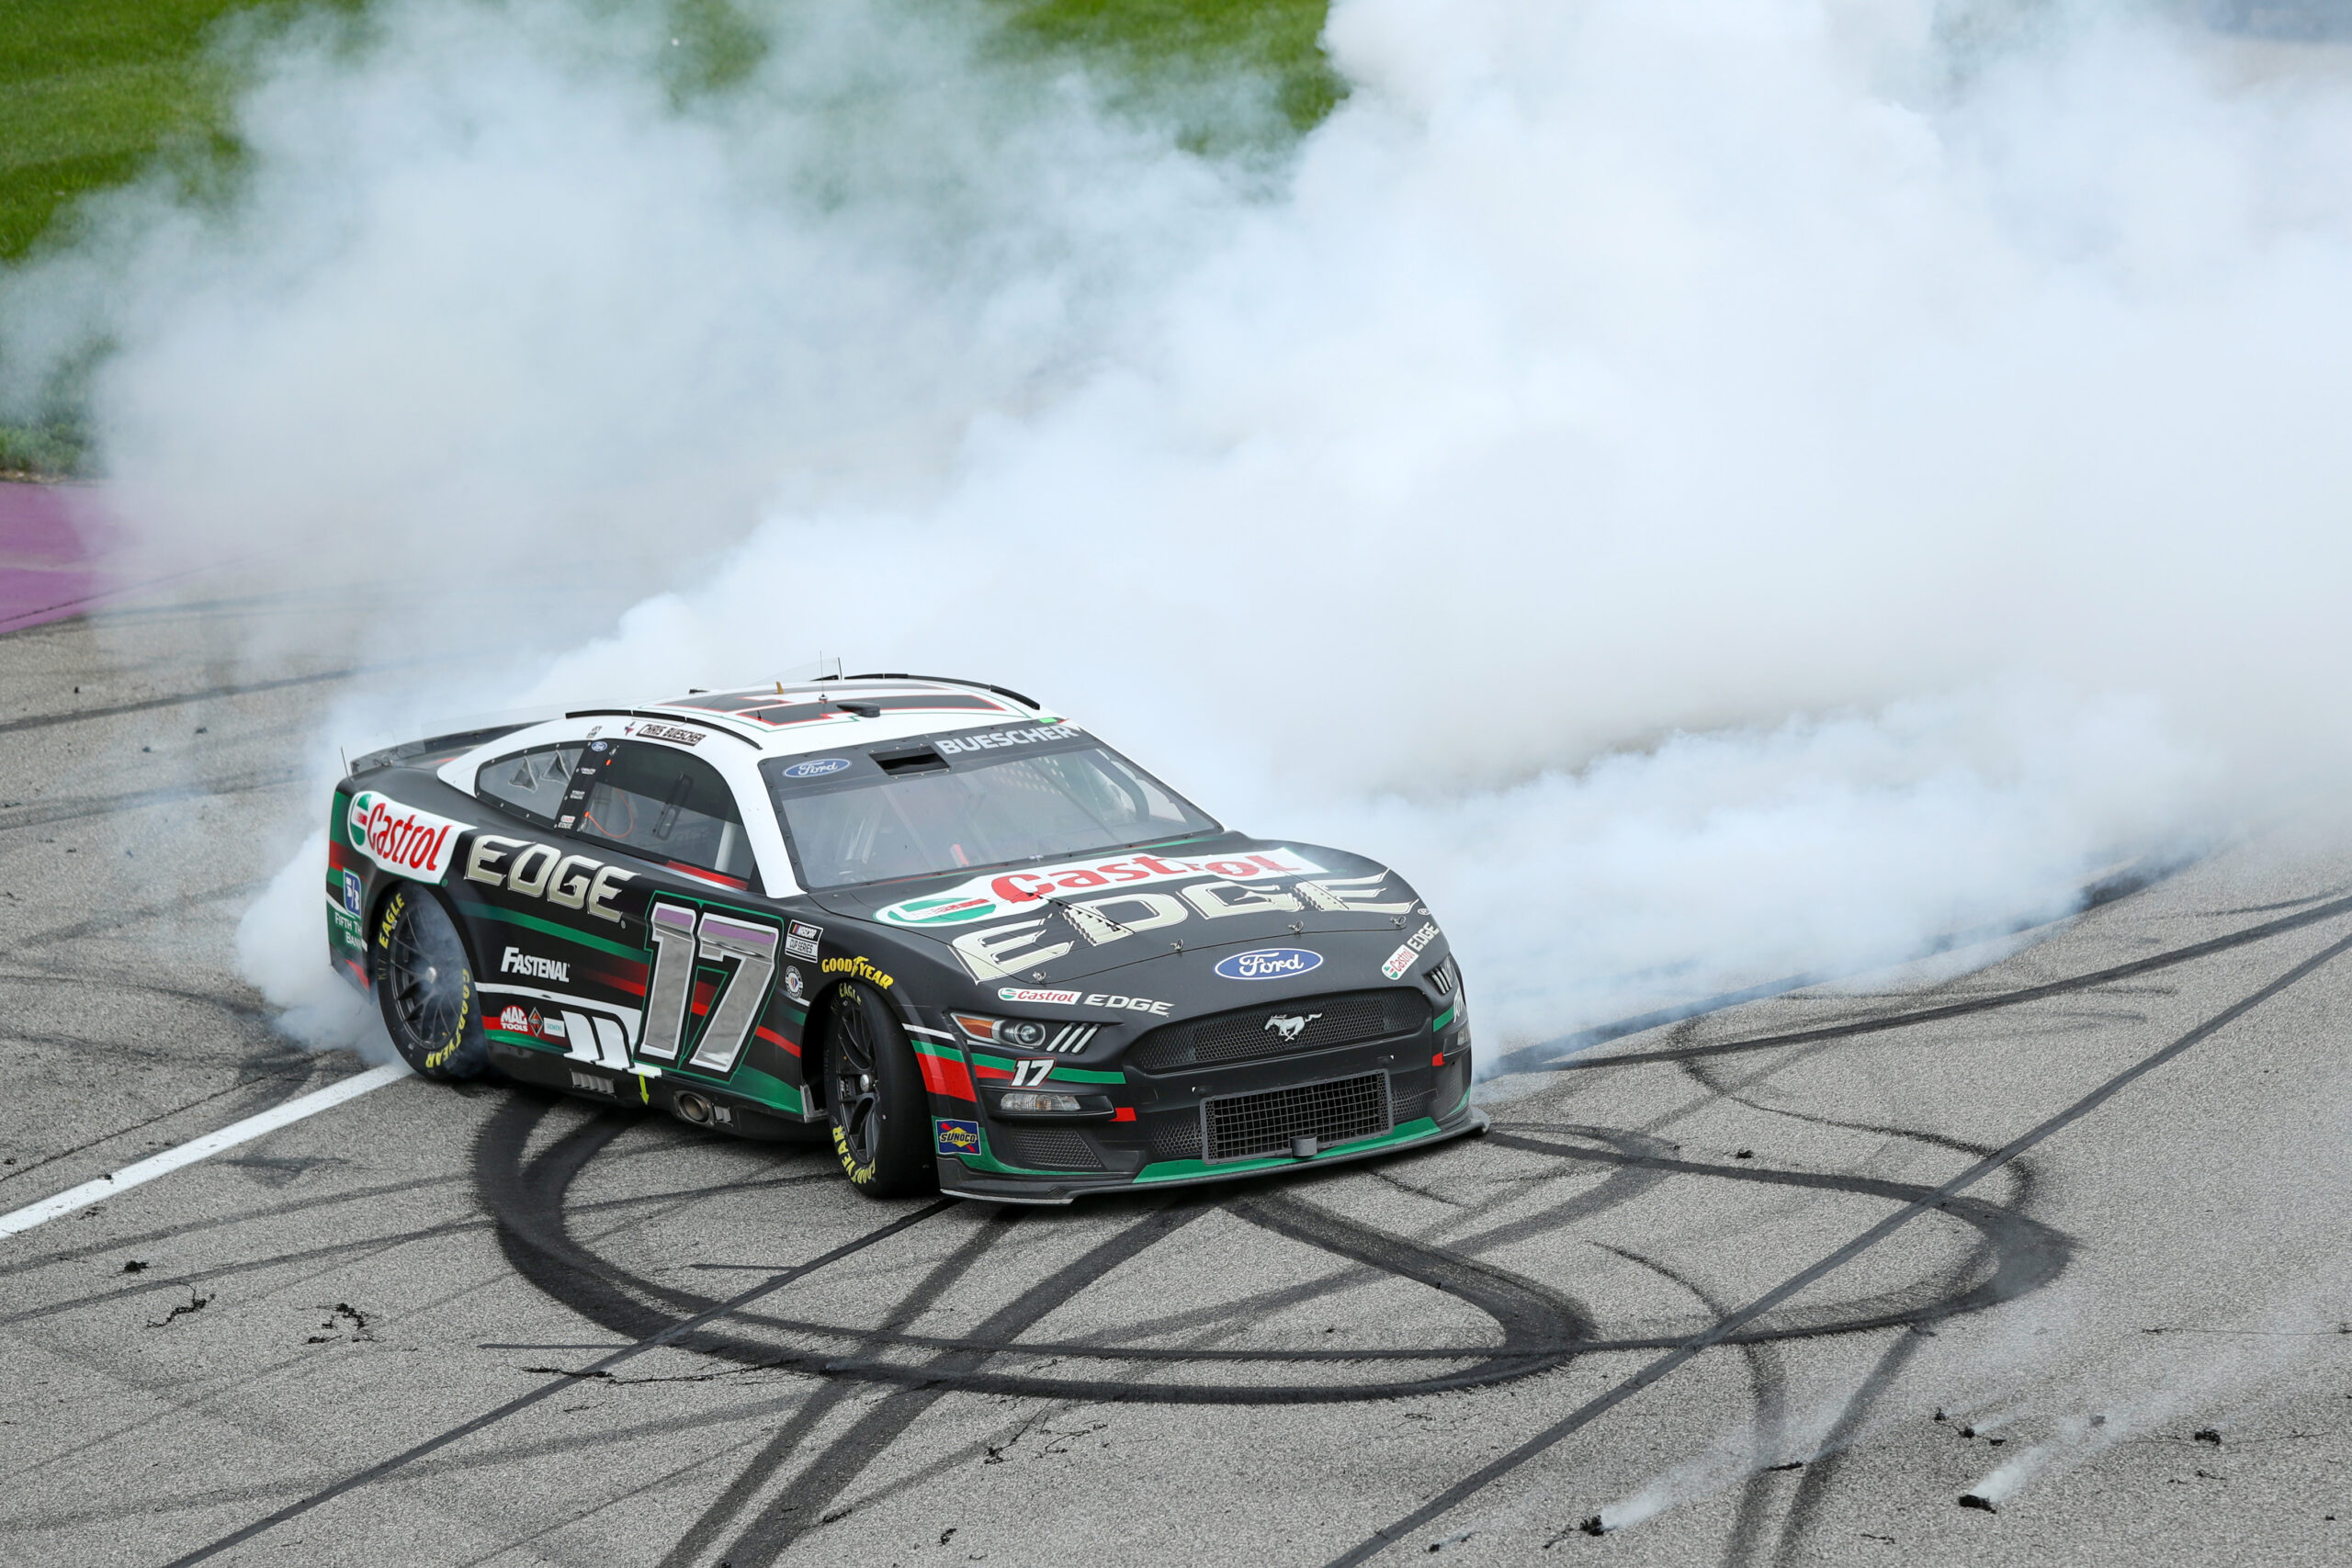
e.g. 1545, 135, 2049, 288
9, 0, 2352, 1045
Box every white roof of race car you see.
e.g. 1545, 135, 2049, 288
575, 676, 1069, 760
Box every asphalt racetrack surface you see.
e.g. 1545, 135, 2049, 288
6, 601, 2352, 1567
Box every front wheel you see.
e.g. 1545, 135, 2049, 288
371, 884, 487, 1079
823, 981, 935, 1198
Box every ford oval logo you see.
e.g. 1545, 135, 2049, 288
1215, 947, 1324, 981
782, 757, 852, 778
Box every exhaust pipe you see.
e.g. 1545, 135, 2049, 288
673, 1089, 714, 1126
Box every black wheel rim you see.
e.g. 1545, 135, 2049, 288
831, 990, 883, 1166
386, 896, 469, 1048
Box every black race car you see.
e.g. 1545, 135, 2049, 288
326, 675, 1484, 1201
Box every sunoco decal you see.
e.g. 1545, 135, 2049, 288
935, 1118, 982, 1156
346, 791, 469, 885
1215, 947, 1324, 981
879, 848, 1330, 928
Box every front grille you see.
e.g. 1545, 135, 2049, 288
1390, 1085, 1427, 1124
1128, 988, 1429, 1074
1144, 1111, 1202, 1163
990, 1126, 1103, 1171
1207, 1072, 1390, 1162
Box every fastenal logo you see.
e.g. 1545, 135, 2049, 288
500, 947, 571, 983
1216, 947, 1323, 981
346, 791, 468, 884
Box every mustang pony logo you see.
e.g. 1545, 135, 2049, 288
1262, 1012, 1323, 1042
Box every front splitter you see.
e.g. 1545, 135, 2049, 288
938, 1107, 1489, 1204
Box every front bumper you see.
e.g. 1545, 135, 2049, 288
932, 998, 1481, 1202
938, 1103, 1487, 1203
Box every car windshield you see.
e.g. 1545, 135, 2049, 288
764, 743, 1217, 891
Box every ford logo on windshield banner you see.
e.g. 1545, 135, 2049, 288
1215, 947, 1324, 981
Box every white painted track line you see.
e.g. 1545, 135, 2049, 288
0, 1061, 413, 1238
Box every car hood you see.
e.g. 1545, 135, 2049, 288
806, 834, 1430, 986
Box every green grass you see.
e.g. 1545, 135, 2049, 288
0, 0, 1339, 476
0, 0, 268, 261
1001, 0, 1343, 143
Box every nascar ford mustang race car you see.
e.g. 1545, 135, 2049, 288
325, 675, 1484, 1201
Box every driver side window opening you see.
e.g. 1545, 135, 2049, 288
572, 742, 758, 888
475, 742, 583, 826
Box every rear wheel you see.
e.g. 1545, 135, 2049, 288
371, 885, 487, 1080
824, 981, 934, 1198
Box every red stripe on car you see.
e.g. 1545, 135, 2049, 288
916, 1050, 976, 1100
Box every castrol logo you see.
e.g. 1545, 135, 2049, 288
346, 790, 469, 885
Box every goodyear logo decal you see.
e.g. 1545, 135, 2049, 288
935, 1119, 982, 1156
821, 955, 896, 989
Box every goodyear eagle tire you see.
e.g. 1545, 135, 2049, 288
371, 884, 488, 1080
823, 980, 934, 1198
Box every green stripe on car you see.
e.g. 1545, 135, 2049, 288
1135, 1117, 1444, 1182
454, 898, 645, 961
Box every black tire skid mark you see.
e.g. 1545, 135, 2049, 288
0, 1045, 335, 1197
16, 1118, 831, 1510
2, 1158, 847, 1330
0, 1386, 854, 1540
1227, 1190, 1595, 1364
1594, 1244, 1787, 1568
1479, 864, 2181, 1082
0, 665, 368, 736
650, 1209, 1027, 1568
0, 1109, 811, 1280
1319, 928, 2352, 1566
479, 1097, 719, 1338
12, 1140, 652, 1498
0, 768, 304, 833
1661, 1047, 2041, 1236
5, 876, 271, 950
1506, 892, 2352, 1077
1481, 1128, 2071, 1344
490, 1098, 1599, 1405
442, 893, 2314, 1561
0, 965, 281, 1029
967, 1135, 1672, 1358
705, 1207, 1222, 1568
1762, 1327, 1935, 1568
1623, 1051, 2037, 1568
505, 1101, 2048, 1392
448, 1434, 775, 1568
